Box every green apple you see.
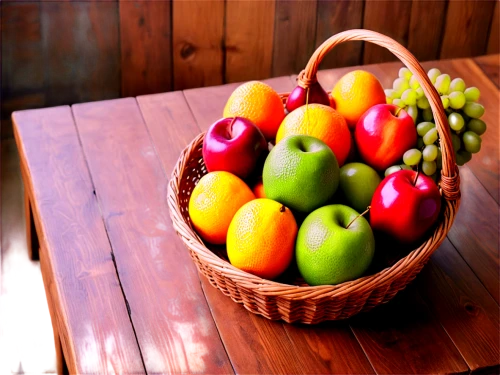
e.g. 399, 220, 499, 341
263, 135, 339, 213
338, 162, 381, 213
296, 204, 375, 286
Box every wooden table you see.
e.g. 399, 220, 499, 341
13, 55, 499, 374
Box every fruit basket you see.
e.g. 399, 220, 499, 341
168, 29, 461, 324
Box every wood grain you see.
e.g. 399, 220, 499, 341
148, 79, 375, 375
172, 0, 224, 90
416, 238, 500, 372
407, 0, 448, 61
487, 2, 499, 54
12, 107, 144, 375
1, 3, 44, 138
225, 0, 276, 83
474, 54, 500, 88
40, 2, 120, 106
440, 0, 497, 58
363, 0, 413, 64
72, 98, 233, 375
315, 0, 364, 69
272, 0, 318, 76
119, 1, 172, 97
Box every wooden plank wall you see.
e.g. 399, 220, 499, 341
1, 0, 499, 138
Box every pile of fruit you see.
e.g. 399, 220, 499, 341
188, 68, 487, 287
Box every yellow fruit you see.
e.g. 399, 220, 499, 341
276, 104, 351, 166
331, 70, 386, 129
223, 81, 285, 140
189, 171, 255, 244
227, 199, 297, 279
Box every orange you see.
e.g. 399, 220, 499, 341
227, 199, 297, 279
276, 104, 351, 166
331, 70, 386, 129
223, 81, 285, 140
252, 179, 266, 198
189, 171, 255, 245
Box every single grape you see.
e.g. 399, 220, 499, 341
399, 67, 412, 80
448, 112, 465, 131
422, 160, 437, 176
417, 121, 435, 136
428, 68, 441, 84
462, 131, 482, 153
384, 165, 405, 177
406, 105, 418, 124
422, 108, 433, 122
441, 95, 450, 109
448, 91, 466, 109
449, 78, 466, 92
464, 87, 480, 102
456, 150, 472, 166
393, 98, 405, 108
417, 137, 425, 149
417, 96, 430, 109
463, 102, 485, 118
385, 89, 399, 99
386, 97, 393, 104
423, 144, 438, 161
410, 75, 420, 89
451, 133, 461, 152
403, 149, 422, 166
466, 118, 487, 135
401, 89, 417, 106
435, 74, 451, 94
415, 87, 424, 99
423, 128, 438, 145
393, 78, 410, 96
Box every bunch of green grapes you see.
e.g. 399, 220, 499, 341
384, 67, 487, 179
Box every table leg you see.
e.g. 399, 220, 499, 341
21, 166, 40, 260
53, 325, 69, 375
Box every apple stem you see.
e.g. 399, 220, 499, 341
280, 205, 286, 213
413, 169, 420, 186
228, 117, 237, 136
394, 106, 404, 117
346, 206, 371, 229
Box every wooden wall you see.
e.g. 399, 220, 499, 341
2, 0, 499, 138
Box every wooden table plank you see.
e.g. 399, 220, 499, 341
474, 54, 499, 88
72, 98, 233, 375
183, 75, 470, 374
140, 82, 375, 374
12, 107, 144, 375
416, 238, 500, 372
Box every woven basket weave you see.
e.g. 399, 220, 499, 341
168, 29, 461, 324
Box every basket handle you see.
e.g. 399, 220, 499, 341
298, 29, 460, 202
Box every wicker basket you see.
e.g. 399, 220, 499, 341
167, 29, 461, 324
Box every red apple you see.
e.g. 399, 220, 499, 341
285, 81, 330, 113
355, 104, 417, 171
203, 117, 268, 179
370, 170, 442, 243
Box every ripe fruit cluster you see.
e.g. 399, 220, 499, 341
187, 66, 485, 288
384, 68, 487, 178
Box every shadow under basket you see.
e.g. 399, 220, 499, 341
167, 29, 462, 324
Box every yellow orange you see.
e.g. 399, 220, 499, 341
227, 199, 297, 279
331, 70, 386, 129
189, 171, 255, 244
276, 104, 351, 166
223, 81, 285, 140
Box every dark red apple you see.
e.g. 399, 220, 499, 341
285, 81, 330, 113
203, 117, 268, 179
355, 104, 417, 171
370, 170, 442, 243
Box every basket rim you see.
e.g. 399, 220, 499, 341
167, 131, 461, 301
